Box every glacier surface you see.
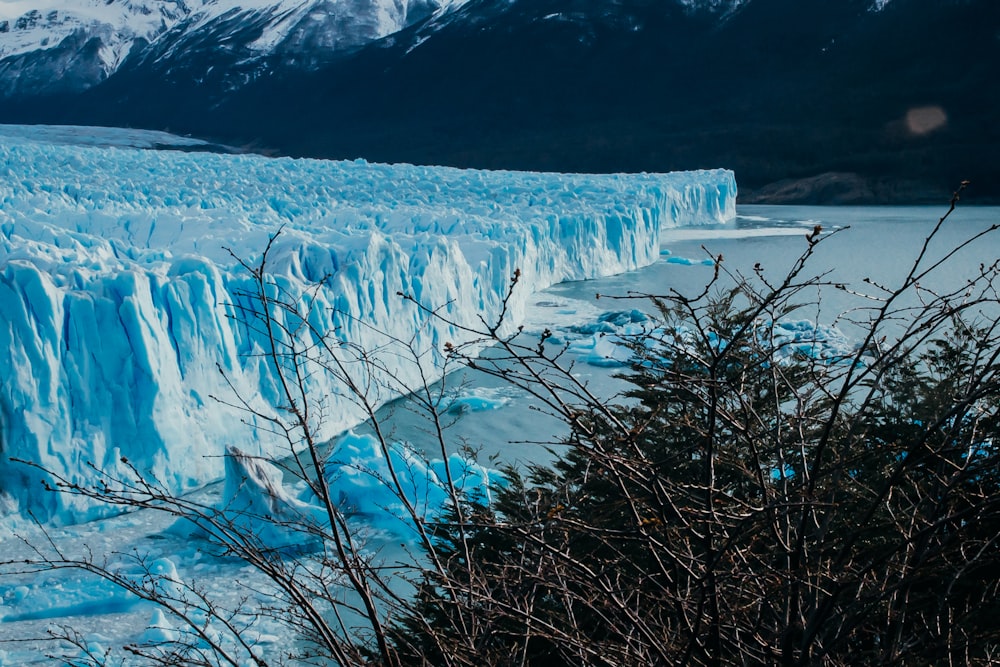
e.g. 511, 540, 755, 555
0, 126, 736, 527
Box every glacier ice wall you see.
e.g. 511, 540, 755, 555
0, 129, 736, 526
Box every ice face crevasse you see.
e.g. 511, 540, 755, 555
0, 128, 736, 527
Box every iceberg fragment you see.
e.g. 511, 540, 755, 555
0, 128, 736, 526
562, 313, 858, 370
205, 434, 500, 549
320, 431, 502, 535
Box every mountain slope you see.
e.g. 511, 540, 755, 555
0, 0, 460, 96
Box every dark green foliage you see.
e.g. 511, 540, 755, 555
388, 208, 1000, 665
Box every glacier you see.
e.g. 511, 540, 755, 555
0, 125, 736, 527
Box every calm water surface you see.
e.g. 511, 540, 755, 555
552, 204, 999, 318
403, 204, 1000, 463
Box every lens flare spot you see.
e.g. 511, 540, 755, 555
905, 105, 947, 136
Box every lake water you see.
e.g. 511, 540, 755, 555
388, 204, 1000, 466
557, 204, 999, 320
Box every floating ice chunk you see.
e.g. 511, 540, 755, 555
141, 609, 180, 644
0, 573, 138, 623
570, 309, 650, 335
442, 389, 511, 415
567, 334, 638, 368
429, 455, 504, 506
664, 255, 717, 266
182, 435, 503, 547
560, 310, 857, 369
767, 319, 857, 361
446, 395, 501, 414
321, 432, 500, 536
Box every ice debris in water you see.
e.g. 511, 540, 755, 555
563, 312, 858, 369
209, 433, 503, 546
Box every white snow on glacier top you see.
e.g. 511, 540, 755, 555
0, 124, 736, 527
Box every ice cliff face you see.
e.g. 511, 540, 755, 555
0, 125, 736, 526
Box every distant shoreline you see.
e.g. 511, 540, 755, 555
738, 172, 997, 206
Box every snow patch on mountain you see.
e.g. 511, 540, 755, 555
0, 0, 187, 60
0, 0, 469, 94
0, 0, 467, 58
0, 125, 736, 528
677, 0, 749, 14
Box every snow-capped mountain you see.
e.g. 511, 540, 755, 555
0, 1, 188, 63
0, 0, 463, 96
